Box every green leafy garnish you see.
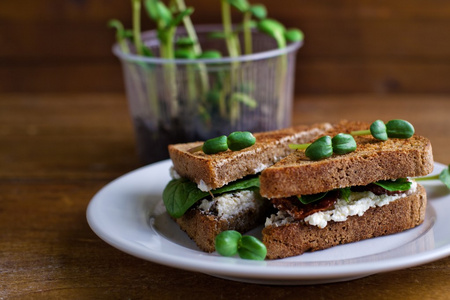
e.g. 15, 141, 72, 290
351, 119, 415, 140
439, 166, 450, 188
373, 178, 412, 191
163, 176, 260, 218
215, 230, 267, 261
298, 187, 352, 205
298, 192, 328, 204
339, 187, 352, 202
416, 164, 450, 189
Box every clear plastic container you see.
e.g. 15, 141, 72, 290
113, 25, 302, 164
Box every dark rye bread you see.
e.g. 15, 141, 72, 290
168, 123, 332, 191
263, 184, 427, 259
260, 120, 434, 198
175, 198, 271, 252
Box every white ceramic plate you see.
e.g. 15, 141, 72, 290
87, 160, 450, 285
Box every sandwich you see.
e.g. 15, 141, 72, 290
162, 122, 334, 252
259, 120, 434, 259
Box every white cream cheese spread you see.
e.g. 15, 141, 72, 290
197, 179, 211, 192
198, 190, 263, 220
169, 166, 212, 191
169, 166, 181, 179
266, 180, 418, 228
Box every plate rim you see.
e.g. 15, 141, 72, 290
86, 160, 450, 282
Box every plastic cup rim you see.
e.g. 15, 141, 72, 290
112, 25, 303, 65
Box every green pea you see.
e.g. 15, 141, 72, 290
215, 230, 242, 257
237, 235, 267, 261
202, 135, 228, 154
305, 136, 333, 160
331, 133, 357, 155
370, 120, 388, 141
227, 131, 256, 151
386, 119, 415, 138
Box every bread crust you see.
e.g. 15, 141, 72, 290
168, 123, 333, 191
175, 201, 270, 252
260, 121, 434, 198
262, 184, 427, 259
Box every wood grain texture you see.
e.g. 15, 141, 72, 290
1, 93, 449, 299
2, 0, 450, 93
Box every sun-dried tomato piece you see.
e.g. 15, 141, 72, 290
271, 191, 338, 220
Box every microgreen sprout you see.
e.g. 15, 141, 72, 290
188, 131, 256, 154
305, 136, 333, 161
290, 133, 357, 161
202, 135, 229, 154
227, 131, 256, 151
197, 50, 223, 59
257, 18, 287, 48
132, 0, 144, 56
173, 0, 202, 55
351, 119, 415, 140
110, 1, 303, 141
415, 165, 450, 189
215, 230, 242, 256
243, 3, 267, 54
285, 28, 304, 43
332, 133, 357, 155
108, 19, 132, 54
215, 230, 267, 260
221, 0, 240, 57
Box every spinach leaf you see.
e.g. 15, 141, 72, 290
162, 176, 260, 218
339, 187, 352, 202
298, 187, 351, 205
298, 192, 328, 204
373, 178, 411, 191
297, 179, 411, 207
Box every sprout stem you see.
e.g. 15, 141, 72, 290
415, 174, 439, 181
289, 143, 310, 150
243, 11, 252, 55
351, 129, 371, 136
221, 0, 239, 57
132, 0, 143, 55
174, 0, 202, 55
188, 145, 203, 153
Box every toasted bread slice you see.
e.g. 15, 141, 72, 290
260, 121, 434, 198
175, 190, 271, 252
262, 183, 427, 259
169, 123, 333, 191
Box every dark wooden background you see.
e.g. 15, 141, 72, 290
2, 0, 450, 95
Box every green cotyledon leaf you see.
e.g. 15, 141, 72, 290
162, 176, 260, 218
439, 165, 450, 189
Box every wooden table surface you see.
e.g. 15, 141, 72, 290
2, 93, 449, 299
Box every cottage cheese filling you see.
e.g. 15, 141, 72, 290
266, 180, 418, 228
198, 190, 263, 220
